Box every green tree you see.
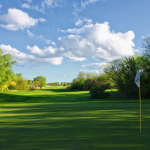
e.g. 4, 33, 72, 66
32, 81, 39, 92
142, 37, 150, 57
33, 76, 47, 89
54, 82, 59, 86
0, 48, 17, 91
16, 78, 29, 90
103, 55, 150, 98
83, 74, 98, 90
27, 80, 32, 85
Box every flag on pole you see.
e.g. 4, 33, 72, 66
134, 70, 142, 134
134, 70, 140, 87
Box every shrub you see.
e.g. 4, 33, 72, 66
90, 86, 110, 99
83, 77, 97, 91
16, 78, 26, 90
69, 79, 84, 90
8, 81, 17, 90
31, 81, 39, 91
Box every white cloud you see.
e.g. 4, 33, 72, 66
75, 18, 93, 26
27, 45, 56, 56
81, 62, 107, 69
0, 44, 63, 65
38, 18, 46, 22
134, 49, 139, 52
37, 35, 45, 40
24, 0, 32, 3
59, 24, 94, 34
21, 3, 31, 8
74, 0, 100, 12
27, 30, 35, 38
58, 22, 135, 62
45, 40, 56, 45
0, 8, 45, 31
0, 4, 2, 8
141, 36, 145, 39
21, 3, 41, 12
81, 0, 100, 9
80, 69, 100, 74
66, 56, 86, 61
42, 0, 64, 8
32, 5, 40, 11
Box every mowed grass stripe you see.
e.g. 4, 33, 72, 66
0, 86, 150, 150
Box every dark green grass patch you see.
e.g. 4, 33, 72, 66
0, 86, 150, 150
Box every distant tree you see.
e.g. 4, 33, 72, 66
77, 71, 86, 80
27, 80, 32, 85
32, 81, 39, 92
33, 76, 47, 89
97, 73, 115, 89
83, 75, 97, 90
69, 72, 86, 90
54, 82, 59, 86
61, 82, 67, 86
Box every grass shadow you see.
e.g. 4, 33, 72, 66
0, 101, 150, 150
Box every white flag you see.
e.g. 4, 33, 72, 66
134, 70, 140, 87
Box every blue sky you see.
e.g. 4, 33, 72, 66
0, 0, 149, 83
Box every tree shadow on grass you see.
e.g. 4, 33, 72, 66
0, 86, 148, 103
0, 90, 91, 103
0, 102, 150, 150
37, 86, 79, 93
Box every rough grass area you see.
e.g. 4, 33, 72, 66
0, 86, 150, 150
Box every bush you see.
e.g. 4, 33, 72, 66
30, 81, 39, 91
15, 78, 28, 90
90, 86, 110, 99
83, 77, 97, 91
8, 81, 17, 90
69, 79, 84, 90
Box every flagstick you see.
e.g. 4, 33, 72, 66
139, 80, 142, 134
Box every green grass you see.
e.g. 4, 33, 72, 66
0, 86, 150, 150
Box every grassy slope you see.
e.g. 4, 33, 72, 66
0, 86, 150, 150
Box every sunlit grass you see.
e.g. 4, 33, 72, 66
0, 86, 150, 149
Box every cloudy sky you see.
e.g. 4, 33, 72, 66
0, 0, 149, 83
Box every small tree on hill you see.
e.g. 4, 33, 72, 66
32, 81, 39, 92
33, 76, 47, 89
